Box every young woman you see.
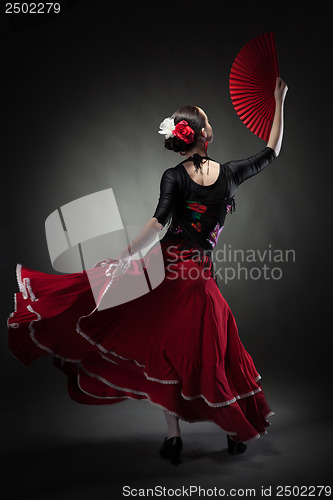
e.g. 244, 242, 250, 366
7, 77, 287, 466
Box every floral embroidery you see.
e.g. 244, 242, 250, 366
186, 200, 207, 232
206, 223, 224, 248
226, 198, 236, 213
173, 224, 183, 234
191, 221, 202, 232
186, 201, 207, 214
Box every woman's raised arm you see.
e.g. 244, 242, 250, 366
267, 77, 288, 156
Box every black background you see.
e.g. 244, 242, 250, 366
1, 1, 332, 498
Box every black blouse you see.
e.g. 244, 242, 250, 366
152, 147, 277, 251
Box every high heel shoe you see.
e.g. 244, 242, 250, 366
159, 436, 183, 465
227, 435, 247, 455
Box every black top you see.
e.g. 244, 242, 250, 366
152, 147, 277, 251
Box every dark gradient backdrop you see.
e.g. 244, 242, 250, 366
1, 1, 332, 498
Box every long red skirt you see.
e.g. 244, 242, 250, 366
7, 240, 274, 443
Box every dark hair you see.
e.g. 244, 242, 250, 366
164, 105, 205, 153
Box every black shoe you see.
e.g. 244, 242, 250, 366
227, 435, 247, 455
159, 436, 183, 465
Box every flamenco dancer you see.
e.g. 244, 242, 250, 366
7, 77, 287, 466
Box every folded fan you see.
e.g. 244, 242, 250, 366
229, 32, 279, 141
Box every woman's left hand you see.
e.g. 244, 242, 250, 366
274, 77, 288, 103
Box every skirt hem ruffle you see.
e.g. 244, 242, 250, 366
8, 253, 274, 444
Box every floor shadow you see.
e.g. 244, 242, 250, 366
3, 419, 333, 500
1, 434, 283, 499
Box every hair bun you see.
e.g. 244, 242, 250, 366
164, 136, 187, 153
161, 105, 205, 154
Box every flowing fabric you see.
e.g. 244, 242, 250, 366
7, 148, 277, 443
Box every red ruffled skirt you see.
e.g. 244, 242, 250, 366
7, 240, 274, 443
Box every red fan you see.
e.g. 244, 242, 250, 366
229, 32, 279, 141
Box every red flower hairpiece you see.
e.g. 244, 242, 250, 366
172, 120, 195, 144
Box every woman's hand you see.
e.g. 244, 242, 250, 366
93, 255, 131, 277
105, 256, 131, 278
96, 218, 162, 274
274, 77, 288, 103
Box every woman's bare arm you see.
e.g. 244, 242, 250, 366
111, 80, 288, 268
267, 77, 288, 156
115, 217, 163, 260
115, 168, 177, 262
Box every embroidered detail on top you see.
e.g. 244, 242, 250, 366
191, 221, 202, 232
170, 223, 183, 234
206, 222, 224, 248
186, 200, 207, 215
227, 198, 236, 213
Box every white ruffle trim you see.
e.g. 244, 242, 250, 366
78, 360, 263, 409
10, 264, 264, 391
77, 373, 238, 434
76, 311, 263, 389
16, 263, 38, 301
26, 304, 83, 364
76, 363, 274, 442
9, 264, 270, 431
